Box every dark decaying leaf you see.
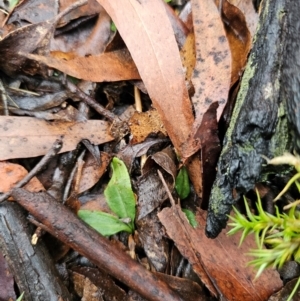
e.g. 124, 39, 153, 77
158, 207, 283, 300
7, 0, 58, 24
136, 210, 169, 273
0, 116, 113, 160
228, 0, 259, 37
0, 21, 54, 76
57, 0, 102, 27
153, 272, 209, 301
194, 102, 221, 209
137, 148, 177, 219
70, 266, 127, 301
7, 90, 70, 111
137, 169, 169, 220
118, 138, 168, 171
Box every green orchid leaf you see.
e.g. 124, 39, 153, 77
78, 210, 132, 236
16, 292, 24, 301
104, 157, 136, 229
182, 209, 198, 228
175, 166, 190, 199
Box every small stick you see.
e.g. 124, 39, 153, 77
11, 188, 183, 301
0, 139, 63, 203
64, 79, 117, 121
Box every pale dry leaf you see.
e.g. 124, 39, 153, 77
0, 116, 113, 160
191, 0, 231, 134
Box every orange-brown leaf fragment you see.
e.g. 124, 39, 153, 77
158, 207, 283, 301
0, 162, 44, 193
0, 116, 113, 160
24, 50, 140, 82
129, 110, 167, 145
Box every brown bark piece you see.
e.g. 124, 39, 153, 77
11, 188, 184, 301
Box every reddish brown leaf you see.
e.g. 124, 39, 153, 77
0, 162, 45, 193
228, 0, 259, 37
97, 0, 194, 159
0, 116, 113, 160
158, 207, 283, 300
24, 50, 140, 82
190, 0, 231, 136
194, 102, 221, 208
221, 0, 252, 85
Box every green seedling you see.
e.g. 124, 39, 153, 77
175, 166, 197, 227
182, 208, 198, 228
228, 153, 300, 301
16, 292, 24, 301
175, 166, 190, 199
78, 157, 136, 236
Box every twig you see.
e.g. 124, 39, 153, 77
53, 0, 88, 27
0, 139, 63, 203
64, 79, 117, 121
11, 188, 183, 301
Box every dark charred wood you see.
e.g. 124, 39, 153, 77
206, 0, 295, 237
0, 202, 72, 301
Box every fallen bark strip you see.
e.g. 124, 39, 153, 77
0, 202, 72, 301
11, 188, 183, 301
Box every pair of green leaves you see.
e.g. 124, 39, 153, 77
79, 157, 196, 236
78, 157, 136, 236
175, 166, 197, 228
